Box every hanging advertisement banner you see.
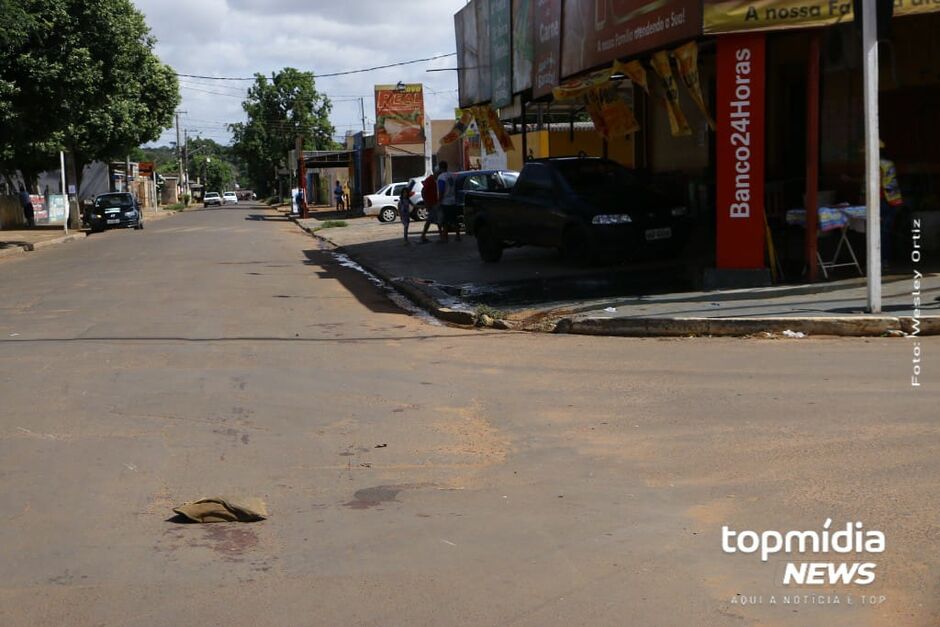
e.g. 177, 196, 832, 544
650, 50, 691, 137
456, 4, 480, 107
673, 41, 716, 130
512, 0, 534, 94
490, 0, 512, 108
533, 0, 562, 99
374, 84, 426, 146
561, 0, 702, 79
705, 0, 940, 34
441, 109, 474, 146
615, 59, 649, 94
716, 33, 766, 269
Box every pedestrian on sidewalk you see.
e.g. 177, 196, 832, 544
419, 168, 441, 243
18, 186, 34, 227
436, 161, 460, 243
334, 180, 345, 211
342, 180, 351, 211
398, 183, 412, 245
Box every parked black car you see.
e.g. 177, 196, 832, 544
463, 157, 688, 263
87, 192, 143, 233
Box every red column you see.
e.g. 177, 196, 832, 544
715, 33, 767, 269
805, 32, 821, 281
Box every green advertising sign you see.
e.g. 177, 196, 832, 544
490, 0, 512, 108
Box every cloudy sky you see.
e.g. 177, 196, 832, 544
132, 0, 469, 147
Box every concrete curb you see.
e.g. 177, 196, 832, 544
555, 315, 940, 337
288, 216, 938, 338
0, 233, 83, 257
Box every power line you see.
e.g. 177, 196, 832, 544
174, 52, 456, 81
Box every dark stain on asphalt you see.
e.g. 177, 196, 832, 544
344, 485, 405, 510
195, 525, 260, 561
214, 427, 239, 437
241, 434, 250, 445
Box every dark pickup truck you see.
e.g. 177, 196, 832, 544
463, 157, 688, 263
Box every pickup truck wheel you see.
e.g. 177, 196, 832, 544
476, 224, 503, 262
562, 226, 591, 264
378, 207, 398, 223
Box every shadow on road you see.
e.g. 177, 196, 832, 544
301, 247, 409, 316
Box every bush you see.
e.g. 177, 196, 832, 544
181, 194, 191, 206
265, 196, 280, 206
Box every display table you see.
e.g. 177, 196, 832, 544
786, 205, 866, 278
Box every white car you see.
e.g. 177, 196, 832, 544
363, 180, 428, 222
223, 191, 238, 205
363, 181, 408, 222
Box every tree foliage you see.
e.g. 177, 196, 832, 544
0, 0, 180, 188
230, 68, 336, 195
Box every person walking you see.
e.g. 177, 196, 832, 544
436, 161, 460, 243
18, 186, 34, 227
342, 180, 351, 211
419, 168, 441, 243
398, 183, 412, 245
334, 180, 345, 211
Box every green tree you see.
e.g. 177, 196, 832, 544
0, 0, 179, 189
191, 154, 235, 193
230, 68, 336, 195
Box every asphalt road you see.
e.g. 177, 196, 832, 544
0, 204, 937, 626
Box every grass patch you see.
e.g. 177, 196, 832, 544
320, 220, 347, 229
165, 202, 185, 211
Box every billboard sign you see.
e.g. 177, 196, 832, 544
561, 0, 702, 79
490, 0, 513, 108
456, 4, 480, 107
533, 0, 562, 99
374, 84, 426, 146
512, 0, 534, 94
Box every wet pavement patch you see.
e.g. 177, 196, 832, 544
344, 485, 404, 510
343, 483, 434, 510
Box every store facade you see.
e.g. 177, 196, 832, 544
454, 0, 940, 283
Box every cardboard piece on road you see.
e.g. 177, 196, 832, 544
173, 497, 268, 523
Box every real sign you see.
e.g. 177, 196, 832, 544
716, 33, 766, 269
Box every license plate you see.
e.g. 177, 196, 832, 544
645, 227, 672, 241
107, 219, 120, 224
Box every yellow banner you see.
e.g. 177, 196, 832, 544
705, 0, 940, 34
672, 42, 716, 131
895, 0, 940, 17
650, 51, 691, 138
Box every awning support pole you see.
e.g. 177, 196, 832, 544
805, 31, 821, 282
861, 0, 882, 312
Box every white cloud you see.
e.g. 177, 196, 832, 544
132, 0, 467, 146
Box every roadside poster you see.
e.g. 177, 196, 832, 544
374, 84, 426, 146
47, 195, 67, 223
490, 0, 512, 108
533, 0, 562, 99
715, 33, 766, 269
561, 0, 702, 79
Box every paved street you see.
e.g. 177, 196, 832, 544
0, 204, 937, 626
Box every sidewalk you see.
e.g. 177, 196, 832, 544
291, 208, 939, 337
0, 207, 179, 260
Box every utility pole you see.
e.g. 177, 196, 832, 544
360, 97, 366, 133
175, 110, 186, 204
861, 0, 882, 313
183, 129, 190, 203
296, 135, 307, 219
